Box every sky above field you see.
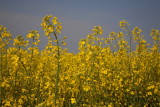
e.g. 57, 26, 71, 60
0, 0, 160, 52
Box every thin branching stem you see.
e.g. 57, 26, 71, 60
54, 31, 61, 106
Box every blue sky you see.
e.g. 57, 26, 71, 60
0, 0, 160, 52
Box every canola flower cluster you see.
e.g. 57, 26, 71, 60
0, 15, 160, 107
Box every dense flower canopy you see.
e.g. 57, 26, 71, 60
0, 15, 160, 107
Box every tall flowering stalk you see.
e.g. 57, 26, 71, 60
41, 15, 62, 106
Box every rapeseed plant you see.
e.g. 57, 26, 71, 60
0, 15, 159, 107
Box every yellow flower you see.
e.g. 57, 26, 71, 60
56, 24, 62, 33
101, 70, 108, 74
18, 99, 24, 105
52, 17, 58, 25
22, 89, 27, 92
92, 26, 103, 35
63, 36, 67, 39
5, 101, 11, 106
118, 32, 124, 38
147, 92, 152, 96
83, 85, 90, 92
45, 30, 51, 36
130, 91, 134, 95
108, 104, 113, 107
27, 33, 34, 38
119, 20, 130, 31
133, 70, 139, 73
154, 88, 158, 94
71, 98, 76, 104
147, 85, 155, 90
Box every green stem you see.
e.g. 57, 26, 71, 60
54, 31, 61, 106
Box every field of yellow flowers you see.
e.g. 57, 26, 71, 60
0, 15, 160, 107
